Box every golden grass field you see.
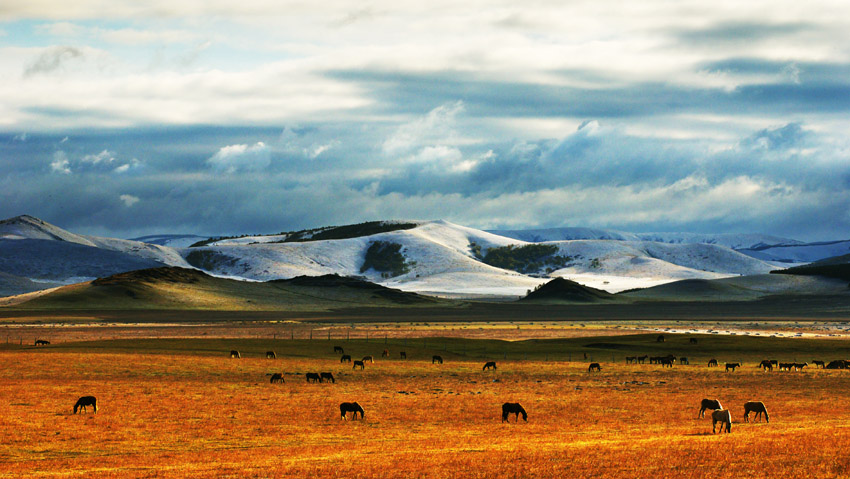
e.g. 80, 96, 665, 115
2, 333, 850, 478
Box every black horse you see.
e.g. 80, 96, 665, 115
362, 356, 374, 363
382, 349, 389, 358
432, 355, 443, 364
340, 355, 352, 363
334, 346, 344, 354
708, 358, 718, 367
657, 335, 665, 343
306, 372, 321, 383
501, 402, 527, 422
269, 373, 284, 384
73, 396, 97, 414
320, 372, 335, 383
266, 351, 276, 359
400, 351, 407, 359
588, 362, 601, 372
725, 362, 740, 372
340, 401, 364, 420
230, 350, 241, 358
353, 360, 365, 370
483, 361, 497, 370
34, 339, 50, 346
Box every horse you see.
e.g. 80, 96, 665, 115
759, 360, 773, 371
725, 362, 740, 372
778, 362, 793, 371
266, 351, 276, 359
712, 409, 731, 433
268, 373, 284, 384
770, 360, 778, 368
660, 358, 674, 368
483, 361, 497, 371
708, 358, 718, 367
400, 351, 407, 359
698, 398, 723, 418
306, 373, 322, 383
432, 355, 443, 364
34, 339, 50, 346
637, 355, 648, 364
501, 402, 527, 422
625, 356, 637, 364
657, 335, 665, 343
689, 338, 698, 344
679, 357, 689, 365
353, 360, 365, 370
73, 396, 97, 414
793, 362, 808, 371
813, 360, 825, 369
588, 362, 601, 372
826, 360, 848, 369
340, 355, 352, 363
334, 346, 344, 354
340, 402, 364, 420
320, 372, 335, 383
362, 355, 374, 363
382, 349, 389, 358
229, 350, 241, 358
744, 401, 769, 423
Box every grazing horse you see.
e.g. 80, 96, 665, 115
712, 409, 732, 433
400, 351, 407, 359
432, 355, 443, 364
340, 402, 364, 420
73, 396, 97, 414
698, 398, 723, 418
306, 373, 321, 383
759, 360, 773, 371
689, 338, 698, 344
340, 355, 352, 363
626, 356, 637, 364
708, 358, 718, 367
229, 350, 241, 358
813, 360, 825, 369
353, 360, 365, 370
725, 362, 740, 372
637, 355, 648, 364
269, 373, 284, 384
382, 349, 389, 358
501, 402, 528, 422
793, 362, 808, 371
588, 362, 601, 372
483, 361, 497, 371
320, 372, 335, 383
744, 401, 769, 423
679, 357, 689, 365
334, 346, 344, 354
266, 351, 276, 359
34, 339, 50, 346
362, 355, 374, 363
826, 360, 848, 369
657, 335, 665, 343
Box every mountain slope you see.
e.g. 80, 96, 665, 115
10, 267, 443, 311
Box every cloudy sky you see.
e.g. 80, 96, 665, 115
1, 1, 849, 240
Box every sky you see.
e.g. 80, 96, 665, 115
1, 1, 849, 241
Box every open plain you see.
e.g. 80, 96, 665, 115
2, 329, 850, 478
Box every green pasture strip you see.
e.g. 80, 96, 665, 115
13, 333, 850, 364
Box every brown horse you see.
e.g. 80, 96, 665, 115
725, 362, 740, 372
73, 396, 97, 414
400, 351, 407, 359
34, 339, 50, 346
382, 349, 389, 358
657, 335, 665, 342
502, 402, 527, 422
813, 360, 825, 368
306, 373, 321, 383
483, 361, 497, 371
340, 355, 352, 363
698, 398, 723, 418
320, 372, 335, 383
334, 346, 344, 354
362, 356, 374, 364
712, 409, 731, 433
588, 363, 601, 372
759, 360, 773, 371
340, 402, 364, 420
744, 401, 769, 423
689, 338, 698, 344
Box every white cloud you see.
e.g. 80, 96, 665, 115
81, 149, 116, 164
207, 141, 271, 173
119, 194, 140, 207
50, 151, 71, 174
383, 101, 465, 157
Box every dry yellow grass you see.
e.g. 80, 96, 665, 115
2, 349, 850, 478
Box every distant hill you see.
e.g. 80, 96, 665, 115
520, 277, 616, 303
6, 267, 443, 311
621, 273, 850, 302
771, 254, 850, 282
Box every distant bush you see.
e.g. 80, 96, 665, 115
360, 241, 410, 278
479, 244, 570, 274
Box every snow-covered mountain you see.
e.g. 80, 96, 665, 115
737, 240, 850, 264
0, 215, 791, 299
129, 234, 208, 248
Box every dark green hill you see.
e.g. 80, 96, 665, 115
520, 277, 616, 303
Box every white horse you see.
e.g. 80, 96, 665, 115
712, 409, 732, 433
744, 401, 769, 423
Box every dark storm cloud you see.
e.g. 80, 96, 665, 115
23, 46, 84, 77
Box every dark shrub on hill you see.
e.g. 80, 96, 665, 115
360, 241, 410, 278
478, 243, 570, 274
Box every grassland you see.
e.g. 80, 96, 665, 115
3, 333, 850, 478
